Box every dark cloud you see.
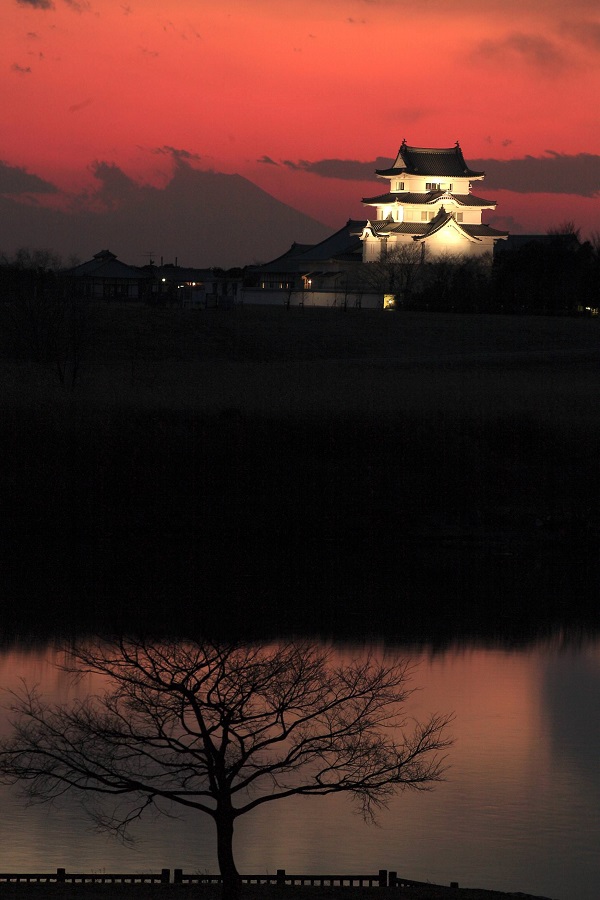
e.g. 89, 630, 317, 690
68, 97, 93, 113
282, 157, 393, 180
472, 32, 570, 73
469, 152, 600, 197
0, 160, 57, 194
280, 151, 600, 197
258, 156, 278, 166
87, 161, 141, 207
16, 0, 54, 8
563, 19, 600, 51
11, 64, 32, 74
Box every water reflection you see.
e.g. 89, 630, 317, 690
0, 637, 598, 900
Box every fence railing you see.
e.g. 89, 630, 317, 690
0, 867, 459, 889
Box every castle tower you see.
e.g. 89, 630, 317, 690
360, 141, 508, 260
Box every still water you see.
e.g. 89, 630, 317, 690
0, 636, 598, 900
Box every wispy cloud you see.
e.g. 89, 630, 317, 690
16, 0, 54, 8
153, 146, 202, 165
63, 0, 91, 11
562, 19, 600, 52
69, 98, 93, 113
471, 32, 571, 74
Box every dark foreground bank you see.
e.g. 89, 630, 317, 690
1, 306, 599, 643
1, 405, 599, 642
0, 886, 557, 900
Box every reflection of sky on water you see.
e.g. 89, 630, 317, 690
0, 639, 599, 900
541, 644, 600, 787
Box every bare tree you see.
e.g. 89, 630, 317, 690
2, 250, 90, 389
0, 639, 451, 899
358, 242, 427, 307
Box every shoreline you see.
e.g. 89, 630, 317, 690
0, 885, 557, 900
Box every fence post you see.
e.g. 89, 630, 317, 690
173, 869, 183, 885
389, 872, 397, 888
161, 869, 170, 884
56, 869, 66, 883
277, 869, 286, 888
378, 870, 387, 888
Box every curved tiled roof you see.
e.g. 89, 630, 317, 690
364, 221, 430, 237
414, 209, 474, 241
67, 250, 144, 279
375, 141, 484, 179
363, 215, 508, 242
461, 223, 509, 238
362, 191, 496, 207
259, 220, 366, 271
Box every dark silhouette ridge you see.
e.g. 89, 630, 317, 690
0, 164, 329, 269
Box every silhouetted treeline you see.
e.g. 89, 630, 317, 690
0, 259, 89, 388
407, 231, 600, 315
490, 231, 600, 315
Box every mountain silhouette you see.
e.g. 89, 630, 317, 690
0, 162, 330, 269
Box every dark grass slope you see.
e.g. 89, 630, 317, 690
0, 305, 599, 642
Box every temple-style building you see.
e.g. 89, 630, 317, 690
360, 141, 508, 260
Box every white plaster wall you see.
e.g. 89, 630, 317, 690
363, 238, 381, 262
241, 290, 383, 309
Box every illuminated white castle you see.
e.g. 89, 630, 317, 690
360, 140, 508, 259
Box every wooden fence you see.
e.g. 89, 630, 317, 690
0, 868, 459, 889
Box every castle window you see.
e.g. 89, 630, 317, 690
456, 212, 464, 223
426, 182, 440, 191
394, 181, 405, 191
421, 210, 436, 221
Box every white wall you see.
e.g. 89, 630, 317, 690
242, 289, 383, 309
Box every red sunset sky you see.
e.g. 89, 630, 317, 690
2, 0, 600, 261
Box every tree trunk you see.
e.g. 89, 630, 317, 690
215, 807, 240, 900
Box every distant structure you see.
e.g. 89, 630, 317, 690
360, 140, 508, 260
66, 249, 146, 300
63, 250, 240, 306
